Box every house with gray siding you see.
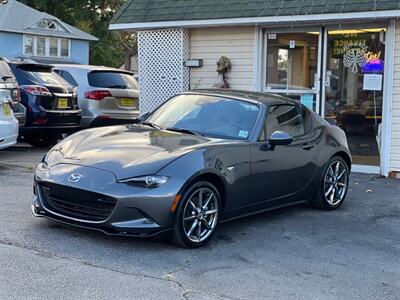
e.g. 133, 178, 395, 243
0, 0, 97, 64
110, 0, 400, 177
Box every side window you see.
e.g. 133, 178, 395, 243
266, 104, 305, 139
55, 70, 78, 87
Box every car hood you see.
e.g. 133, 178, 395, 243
46, 125, 217, 180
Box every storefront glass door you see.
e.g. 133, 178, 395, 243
324, 28, 386, 166
264, 30, 321, 112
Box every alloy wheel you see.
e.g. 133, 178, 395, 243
182, 187, 219, 243
324, 161, 348, 206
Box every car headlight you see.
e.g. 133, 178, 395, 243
38, 155, 49, 170
118, 175, 170, 188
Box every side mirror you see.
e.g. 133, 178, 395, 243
269, 131, 293, 146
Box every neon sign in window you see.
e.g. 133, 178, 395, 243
362, 51, 384, 73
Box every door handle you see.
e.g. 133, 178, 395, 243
302, 143, 316, 150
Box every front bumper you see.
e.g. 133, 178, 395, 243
33, 164, 179, 237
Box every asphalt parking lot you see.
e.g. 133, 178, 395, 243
0, 144, 399, 300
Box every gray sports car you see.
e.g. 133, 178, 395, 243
32, 90, 351, 248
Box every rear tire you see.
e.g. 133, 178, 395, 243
171, 181, 221, 248
310, 156, 349, 210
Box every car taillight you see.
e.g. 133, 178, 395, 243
32, 118, 48, 125
20, 85, 52, 96
13, 88, 21, 102
84, 90, 112, 101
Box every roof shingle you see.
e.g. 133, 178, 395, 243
111, 0, 400, 25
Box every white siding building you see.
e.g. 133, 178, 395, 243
391, 23, 400, 172
111, 1, 400, 177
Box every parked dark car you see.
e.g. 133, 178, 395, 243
0, 57, 26, 127
9, 61, 81, 147
32, 90, 351, 248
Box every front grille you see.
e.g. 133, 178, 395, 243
39, 183, 116, 221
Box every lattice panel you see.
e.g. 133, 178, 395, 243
138, 29, 189, 113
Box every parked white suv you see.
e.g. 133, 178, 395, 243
0, 89, 18, 150
53, 65, 140, 128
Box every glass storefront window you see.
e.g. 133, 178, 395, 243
325, 28, 386, 166
266, 32, 319, 91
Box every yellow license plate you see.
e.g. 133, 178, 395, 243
120, 98, 136, 107
58, 98, 69, 109
2, 103, 11, 116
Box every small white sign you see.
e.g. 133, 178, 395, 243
363, 74, 383, 91
268, 34, 277, 40
289, 40, 296, 49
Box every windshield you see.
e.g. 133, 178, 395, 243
27, 71, 70, 86
146, 94, 260, 140
88, 71, 138, 90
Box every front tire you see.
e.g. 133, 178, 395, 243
172, 181, 221, 248
310, 156, 350, 210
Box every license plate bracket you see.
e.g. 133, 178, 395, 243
120, 98, 136, 107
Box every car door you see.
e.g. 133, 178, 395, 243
250, 103, 319, 207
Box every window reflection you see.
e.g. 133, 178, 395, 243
266, 32, 319, 90
325, 28, 386, 166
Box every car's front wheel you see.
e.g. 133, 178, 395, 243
172, 181, 220, 248
311, 156, 350, 210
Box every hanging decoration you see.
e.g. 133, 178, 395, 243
343, 44, 369, 73
214, 56, 232, 89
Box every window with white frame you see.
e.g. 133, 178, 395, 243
49, 38, 58, 57
24, 35, 70, 58
36, 20, 58, 30
24, 35, 34, 56
60, 39, 69, 57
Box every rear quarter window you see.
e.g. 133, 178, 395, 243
88, 71, 138, 90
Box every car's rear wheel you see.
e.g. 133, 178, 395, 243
172, 181, 220, 248
311, 156, 349, 210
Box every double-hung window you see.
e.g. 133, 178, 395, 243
24, 35, 70, 58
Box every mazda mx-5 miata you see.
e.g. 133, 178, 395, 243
32, 90, 351, 248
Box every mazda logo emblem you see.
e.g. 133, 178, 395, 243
68, 173, 82, 183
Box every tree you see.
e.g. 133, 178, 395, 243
19, 0, 128, 67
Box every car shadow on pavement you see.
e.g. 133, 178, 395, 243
34, 202, 315, 251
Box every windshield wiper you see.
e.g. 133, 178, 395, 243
141, 121, 162, 130
166, 127, 204, 136
1, 75, 12, 81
